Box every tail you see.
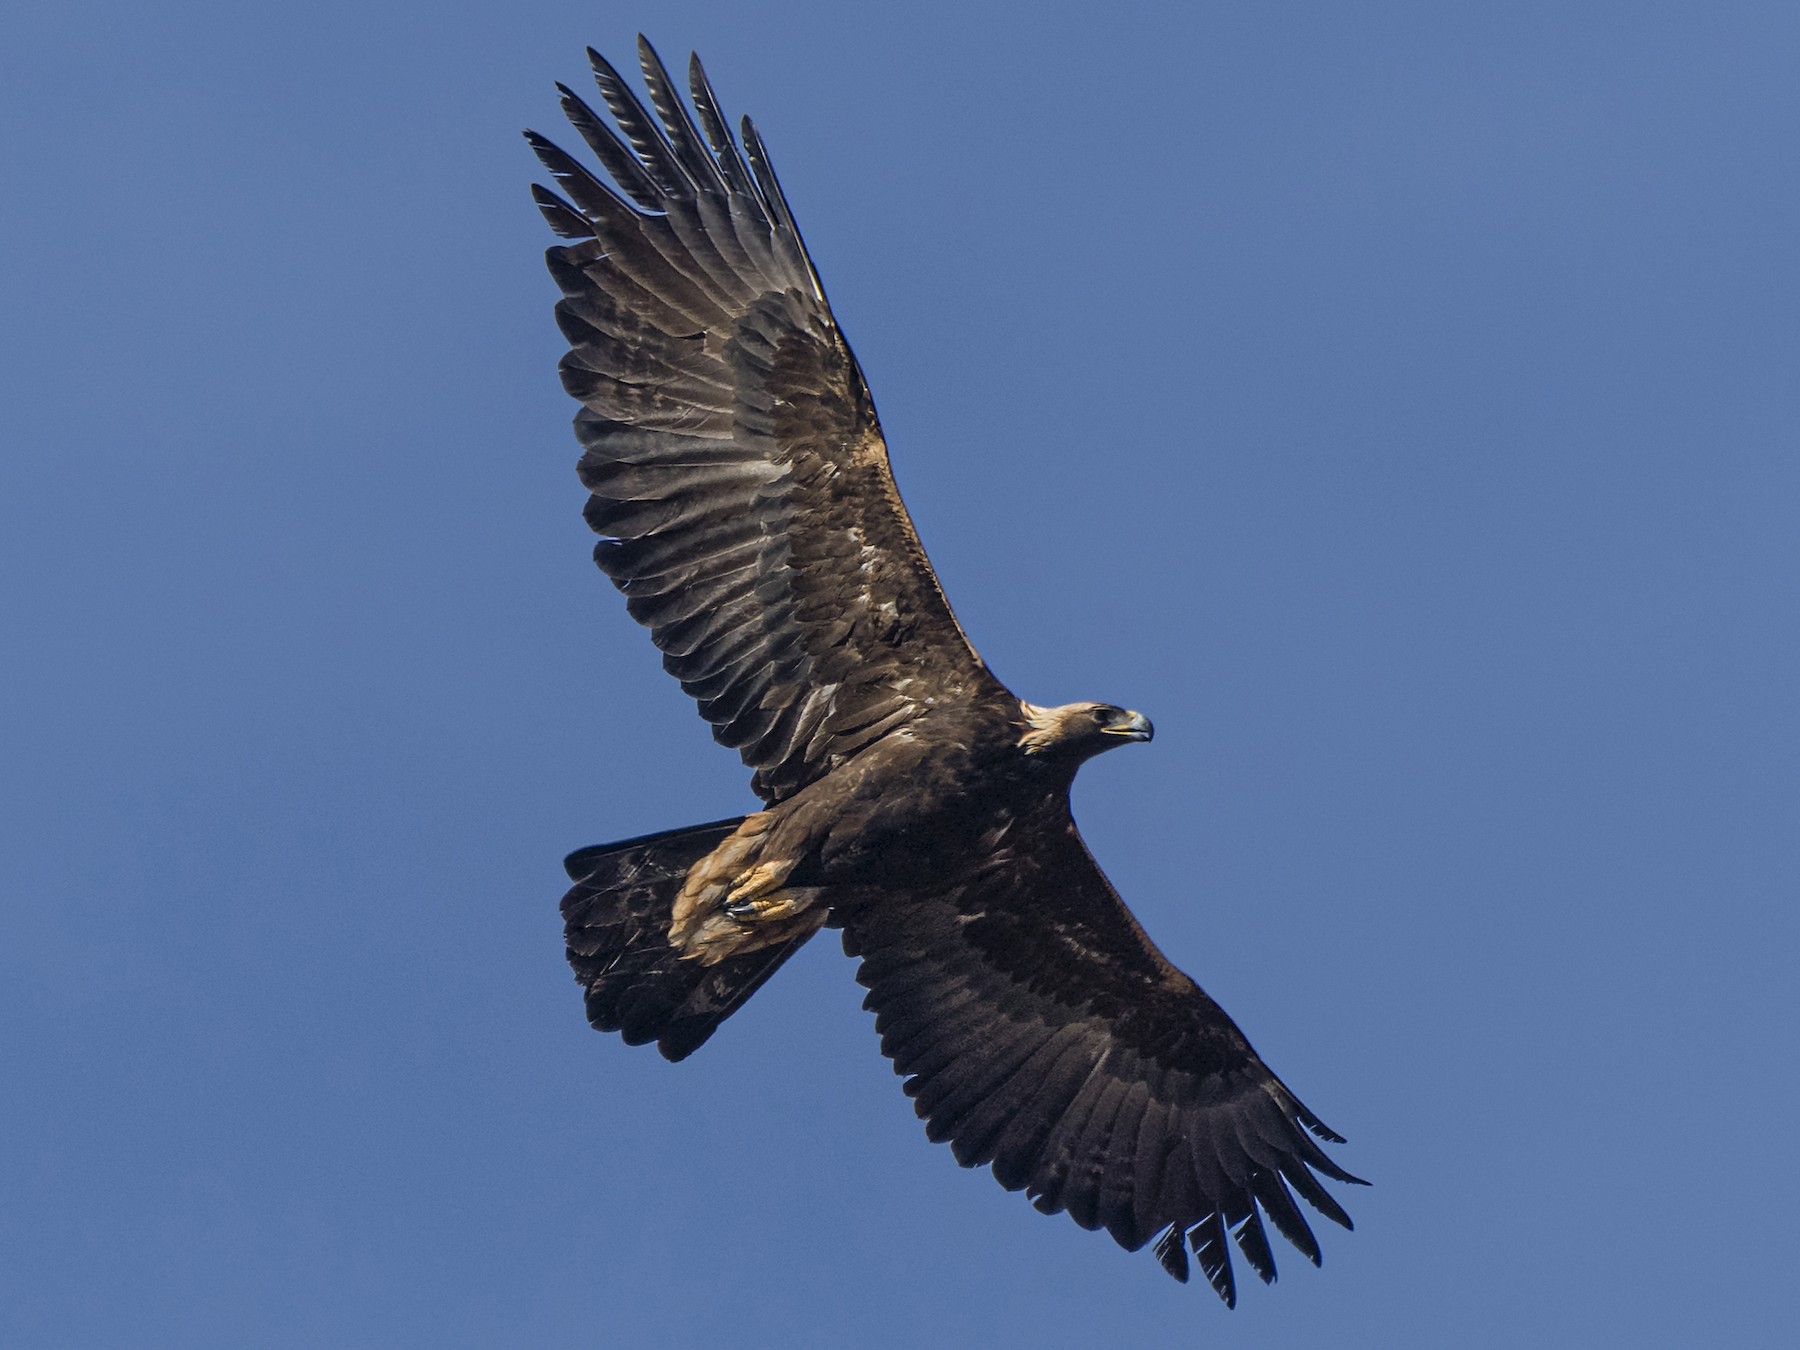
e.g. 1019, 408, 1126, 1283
561, 816, 819, 1061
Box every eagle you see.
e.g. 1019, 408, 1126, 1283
527, 38, 1366, 1305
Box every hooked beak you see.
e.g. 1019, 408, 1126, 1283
1106, 710, 1154, 743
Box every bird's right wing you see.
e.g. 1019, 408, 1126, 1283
529, 40, 1007, 803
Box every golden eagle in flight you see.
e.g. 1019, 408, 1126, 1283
528, 38, 1365, 1305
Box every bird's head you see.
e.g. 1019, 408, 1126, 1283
1017, 700, 1154, 761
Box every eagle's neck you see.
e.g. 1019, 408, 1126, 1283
1016, 700, 1070, 754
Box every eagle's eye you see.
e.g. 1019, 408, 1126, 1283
1089, 706, 1115, 726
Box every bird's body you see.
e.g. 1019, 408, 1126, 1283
530, 38, 1365, 1305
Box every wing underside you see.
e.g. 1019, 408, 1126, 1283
530, 40, 1003, 803
835, 817, 1365, 1305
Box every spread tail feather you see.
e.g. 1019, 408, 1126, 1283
561, 816, 817, 1061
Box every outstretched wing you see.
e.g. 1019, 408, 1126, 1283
836, 813, 1366, 1306
529, 39, 1005, 803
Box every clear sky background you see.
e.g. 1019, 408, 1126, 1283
4, 2, 1797, 1346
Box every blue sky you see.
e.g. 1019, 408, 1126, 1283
4, 2, 1797, 1345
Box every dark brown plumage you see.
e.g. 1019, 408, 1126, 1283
529, 38, 1365, 1305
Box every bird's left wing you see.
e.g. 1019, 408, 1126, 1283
835, 814, 1366, 1305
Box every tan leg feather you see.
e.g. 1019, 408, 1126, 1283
669, 813, 819, 963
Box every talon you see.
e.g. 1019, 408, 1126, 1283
719, 887, 816, 925
723, 892, 785, 920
